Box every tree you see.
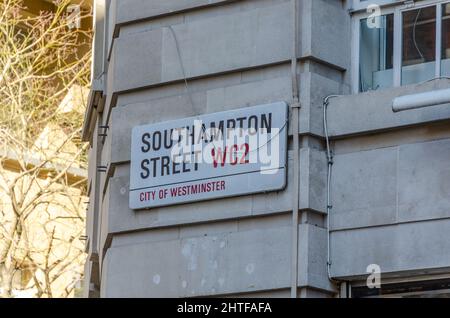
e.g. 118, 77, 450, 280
0, 0, 92, 298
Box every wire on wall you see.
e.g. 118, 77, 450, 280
290, 0, 301, 299
323, 94, 342, 285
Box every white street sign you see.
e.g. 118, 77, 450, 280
129, 102, 288, 210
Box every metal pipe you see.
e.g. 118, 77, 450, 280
323, 95, 341, 285
392, 88, 450, 112
290, 0, 301, 299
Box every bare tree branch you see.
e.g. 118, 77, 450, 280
0, 0, 91, 298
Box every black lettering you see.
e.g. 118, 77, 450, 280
199, 124, 208, 143
164, 129, 174, 149
172, 157, 181, 174
248, 115, 258, 130
141, 133, 151, 153
161, 156, 170, 176
227, 119, 236, 139
140, 159, 150, 179
193, 150, 201, 171
152, 131, 162, 151
227, 119, 236, 130
236, 117, 246, 129
210, 121, 224, 141
150, 157, 160, 178
188, 125, 196, 145
261, 113, 272, 133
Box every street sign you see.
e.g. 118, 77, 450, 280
129, 102, 288, 210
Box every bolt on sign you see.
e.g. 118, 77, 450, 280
129, 102, 288, 210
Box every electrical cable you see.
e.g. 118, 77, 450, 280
413, 8, 425, 62
167, 25, 288, 167
323, 95, 343, 286
167, 26, 195, 110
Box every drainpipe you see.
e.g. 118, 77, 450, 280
392, 88, 450, 112
323, 95, 341, 287
290, 0, 301, 299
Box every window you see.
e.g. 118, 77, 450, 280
359, 14, 394, 91
354, 0, 450, 93
353, 0, 396, 11
442, 3, 450, 76
402, 6, 436, 85
351, 278, 450, 298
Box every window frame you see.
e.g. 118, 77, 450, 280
352, 0, 399, 12
352, 0, 450, 94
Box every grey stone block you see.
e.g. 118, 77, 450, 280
116, 0, 233, 25
327, 79, 450, 137
331, 147, 398, 230
331, 219, 450, 279
102, 225, 291, 297
113, 2, 292, 92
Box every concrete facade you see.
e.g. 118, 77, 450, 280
83, 0, 450, 298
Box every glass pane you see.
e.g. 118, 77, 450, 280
402, 6, 436, 85
442, 3, 450, 76
359, 14, 394, 92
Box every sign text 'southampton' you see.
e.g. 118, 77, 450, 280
129, 102, 288, 210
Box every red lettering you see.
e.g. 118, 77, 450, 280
212, 144, 250, 168
240, 143, 250, 164
212, 147, 227, 168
